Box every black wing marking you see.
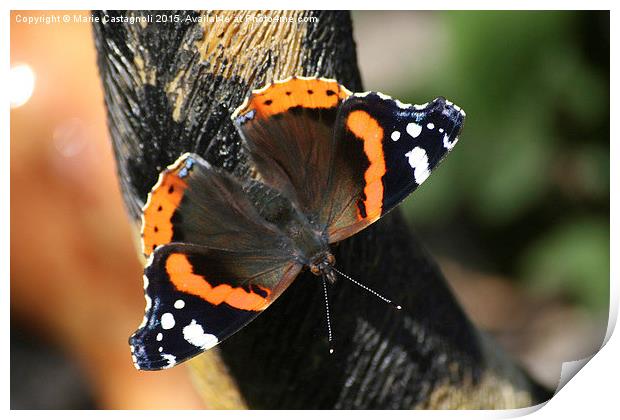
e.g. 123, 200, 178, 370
327, 93, 466, 242
130, 243, 302, 370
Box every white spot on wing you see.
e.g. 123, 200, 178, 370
174, 299, 185, 309
183, 320, 219, 349
156, 333, 163, 341
161, 313, 175, 330
391, 131, 401, 141
161, 353, 176, 369
405, 147, 431, 185
406, 122, 422, 138
443, 134, 459, 151
427, 123, 435, 130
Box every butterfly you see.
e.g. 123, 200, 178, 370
129, 76, 465, 370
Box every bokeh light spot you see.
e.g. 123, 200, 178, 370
10, 64, 36, 109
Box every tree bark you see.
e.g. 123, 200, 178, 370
93, 10, 551, 409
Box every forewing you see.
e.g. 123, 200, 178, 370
141, 152, 289, 257
232, 76, 352, 225
130, 243, 302, 370
327, 93, 466, 242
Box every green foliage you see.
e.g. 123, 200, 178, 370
397, 11, 609, 312
520, 218, 609, 311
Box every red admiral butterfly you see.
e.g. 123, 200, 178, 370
130, 76, 465, 370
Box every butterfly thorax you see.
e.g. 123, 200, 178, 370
245, 179, 330, 268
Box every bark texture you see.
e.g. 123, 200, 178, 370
93, 10, 551, 409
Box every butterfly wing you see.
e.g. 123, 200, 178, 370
232, 76, 352, 224
232, 79, 465, 243
326, 93, 466, 242
131, 243, 302, 370
141, 152, 291, 257
134, 153, 302, 370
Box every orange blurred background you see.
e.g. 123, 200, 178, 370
10, 10, 204, 409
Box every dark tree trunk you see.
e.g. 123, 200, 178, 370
92, 10, 552, 409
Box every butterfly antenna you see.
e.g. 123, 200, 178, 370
331, 266, 403, 310
321, 274, 335, 354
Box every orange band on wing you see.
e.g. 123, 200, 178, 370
165, 253, 271, 311
234, 77, 351, 120
346, 110, 386, 221
142, 162, 190, 257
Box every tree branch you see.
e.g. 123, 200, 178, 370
93, 10, 551, 409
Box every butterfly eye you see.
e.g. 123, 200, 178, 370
326, 254, 336, 266
310, 265, 321, 276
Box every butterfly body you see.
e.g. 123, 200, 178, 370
130, 76, 465, 370
243, 175, 338, 281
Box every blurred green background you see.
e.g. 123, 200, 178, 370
355, 10, 609, 316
